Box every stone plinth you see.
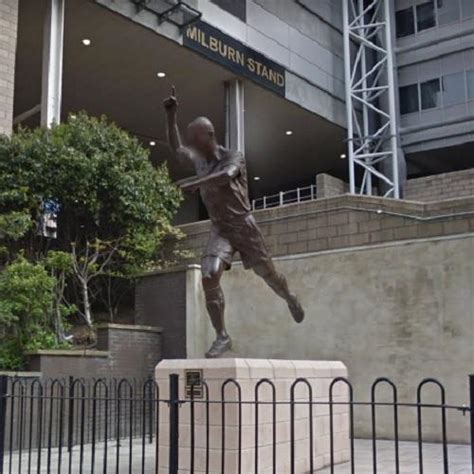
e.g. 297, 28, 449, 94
155, 358, 350, 473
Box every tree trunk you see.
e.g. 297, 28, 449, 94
54, 274, 67, 343
80, 278, 93, 327
55, 306, 67, 342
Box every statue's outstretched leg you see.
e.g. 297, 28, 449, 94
253, 260, 305, 323
201, 256, 232, 358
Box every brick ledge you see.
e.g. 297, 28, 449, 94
96, 323, 162, 333
179, 193, 474, 234
25, 349, 109, 358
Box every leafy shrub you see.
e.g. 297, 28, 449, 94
0, 113, 183, 326
0, 339, 24, 371
0, 258, 70, 370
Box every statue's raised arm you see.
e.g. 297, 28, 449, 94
163, 86, 194, 166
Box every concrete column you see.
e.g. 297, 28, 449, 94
224, 78, 245, 152
41, 0, 65, 128
0, 0, 19, 135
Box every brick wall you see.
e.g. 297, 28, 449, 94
26, 323, 162, 379
179, 194, 474, 262
135, 268, 187, 359
11, 326, 162, 452
96, 323, 162, 378
316, 173, 349, 198
314, 169, 474, 203
0, 0, 18, 135
405, 168, 474, 202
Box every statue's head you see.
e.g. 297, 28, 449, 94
186, 116, 216, 157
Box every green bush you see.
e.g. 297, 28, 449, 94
0, 339, 24, 371
0, 113, 182, 266
0, 113, 183, 326
0, 258, 70, 370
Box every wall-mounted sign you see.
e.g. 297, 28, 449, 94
185, 369, 203, 399
183, 20, 286, 96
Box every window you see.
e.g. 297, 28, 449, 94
437, 0, 461, 25
442, 72, 466, 106
416, 1, 436, 31
210, 0, 246, 21
399, 84, 419, 114
462, 0, 474, 19
421, 78, 441, 109
467, 70, 474, 100
396, 7, 415, 37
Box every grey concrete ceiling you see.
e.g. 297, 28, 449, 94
14, 0, 347, 198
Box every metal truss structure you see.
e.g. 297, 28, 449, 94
342, 0, 401, 198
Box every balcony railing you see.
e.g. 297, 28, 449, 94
251, 184, 317, 210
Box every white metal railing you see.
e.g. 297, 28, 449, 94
251, 184, 317, 211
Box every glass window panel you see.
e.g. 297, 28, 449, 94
441, 51, 464, 75
442, 72, 466, 106
437, 0, 461, 25
210, 0, 246, 21
416, 1, 436, 31
396, 7, 415, 37
421, 78, 441, 109
467, 70, 474, 100
461, 0, 474, 18
399, 84, 419, 114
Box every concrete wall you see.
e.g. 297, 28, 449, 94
406, 168, 474, 202
179, 193, 474, 263
184, 234, 474, 443
0, 0, 18, 135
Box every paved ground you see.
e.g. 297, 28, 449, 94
3, 438, 472, 473
316, 439, 471, 474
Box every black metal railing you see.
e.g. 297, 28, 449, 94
0, 374, 472, 473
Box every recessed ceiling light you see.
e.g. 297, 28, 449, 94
285, 130, 293, 136
340, 153, 347, 159
81, 38, 91, 46
253, 176, 261, 181
157, 72, 166, 78
149, 141, 156, 146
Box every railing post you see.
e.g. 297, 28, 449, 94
169, 373, 179, 474
0, 375, 9, 474
470, 374, 474, 471
279, 191, 284, 206
68, 375, 74, 452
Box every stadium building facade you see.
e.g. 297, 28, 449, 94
1, 0, 472, 222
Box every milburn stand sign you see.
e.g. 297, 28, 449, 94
183, 20, 286, 96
